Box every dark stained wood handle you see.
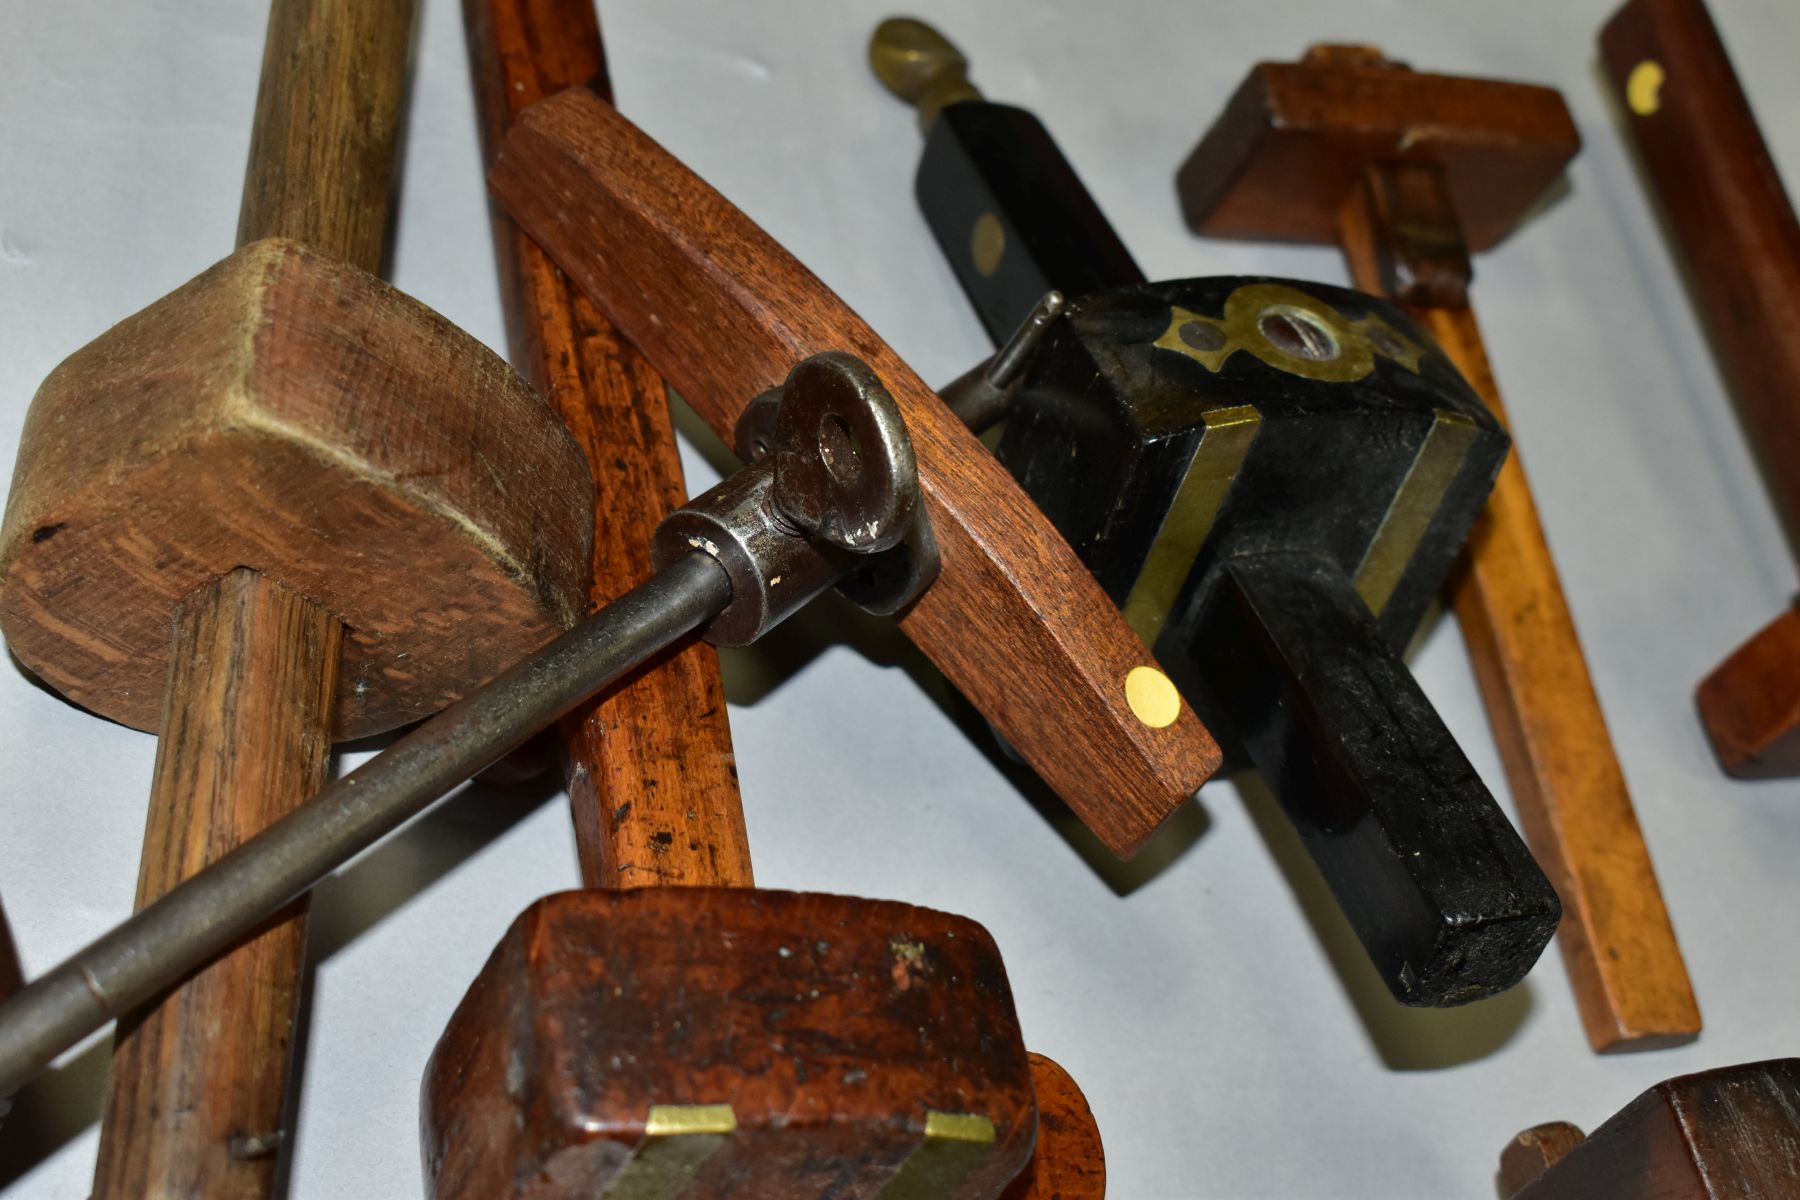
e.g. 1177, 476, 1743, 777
1504, 1059, 1800, 1198
237, 0, 415, 271
464, 0, 750, 887
94, 570, 341, 1199
1601, 0, 1800, 531
1601, 0, 1800, 778
0, 896, 20, 1004
1341, 177, 1701, 1049
492, 87, 1221, 857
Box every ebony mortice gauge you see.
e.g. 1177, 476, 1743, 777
869, 18, 1558, 1006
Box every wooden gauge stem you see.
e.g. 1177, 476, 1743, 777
1338, 160, 1700, 1052
465, 0, 749, 888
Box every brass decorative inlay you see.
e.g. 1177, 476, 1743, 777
1627, 60, 1665, 116
1155, 284, 1425, 384
1120, 405, 1262, 644
1353, 411, 1479, 616
600, 1105, 737, 1200
1350, 312, 1424, 373
971, 212, 1005, 276
1124, 666, 1181, 729
876, 1111, 998, 1200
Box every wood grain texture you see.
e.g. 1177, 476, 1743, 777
1179, 46, 1695, 1050
1345, 202, 1699, 1051
1001, 1054, 1104, 1200
86, 4, 416, 1193
465, 0, 749, 888
492, 87, 1222, 857
1506, 1059, 1800, 1198
93, 569, 340, 1200
1601, 0, 1800, 778
0, 238, 593, 738
237, 0, 413, 272
421, 889, 1037, 1199
1177, 45, 1578, 253
1499, 1122, 1587, 1195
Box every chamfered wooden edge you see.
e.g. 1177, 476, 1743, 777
1178, 47, 1579, 253
1003, 1053, 1105, 1200
491, 86, 1221, 858
420, 888, 1036, 1199
0, 237, 595, 739
464, 0, 750, 886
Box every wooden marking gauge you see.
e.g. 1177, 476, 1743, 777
488, 85, 1222, 862
865, 19, 1557, 1009
0, 0, 594, 1190
1179, 44, 1700, 1051
1600, 0, 1800, 780
415, 2, 1106, 1194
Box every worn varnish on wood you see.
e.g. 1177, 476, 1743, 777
1500, 1059, 1800, 1198
423, 889, 1038, 1199
1600, 0, 1800, 779
1180, 43, 1699, 1052
0, 1, 593, 1194
1001, 1056, 1105, 1200
465, 0, 748, 889
491, 86, 1221, 859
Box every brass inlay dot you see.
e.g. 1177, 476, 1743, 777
971, 212, 1005, 276
1125, 666, 1181, 729
1178, 320, 1227, 352
1627, 60, 1665, 115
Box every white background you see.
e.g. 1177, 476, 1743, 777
2, 1, 1798, 1197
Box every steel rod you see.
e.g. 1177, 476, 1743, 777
0, 551, 732, 1096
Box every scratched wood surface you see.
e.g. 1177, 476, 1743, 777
423, 888, 1037, 1199
1503, 1059, 1800, 1198
466, 0, 750, 888
492, 87, 1223, 858
93, 570, 340, 1199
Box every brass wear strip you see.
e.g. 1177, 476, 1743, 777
1353, 410, 1479, 616
876, 1111, 999, 1200
1121, 405, 1262, 645
600, 1105, 737, 1200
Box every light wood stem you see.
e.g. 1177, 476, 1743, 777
465, 0, 750, 889
1342, 176, 1700, 1051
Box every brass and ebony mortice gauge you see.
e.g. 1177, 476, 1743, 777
869, 19, 1559, 1006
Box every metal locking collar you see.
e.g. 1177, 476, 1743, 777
653, 351, 941, 645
